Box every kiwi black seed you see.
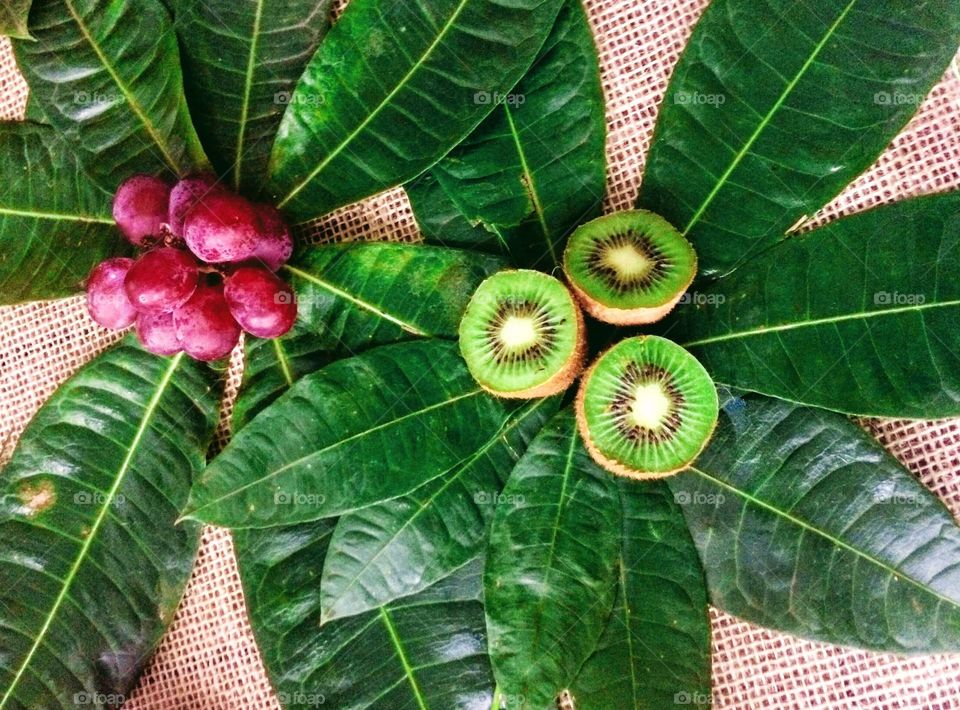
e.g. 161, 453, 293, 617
575, 335, 718, 479
459, 269, 586, 398
563, 210, 697, 325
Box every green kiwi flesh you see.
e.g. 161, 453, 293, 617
576, 335, 718, 479
563, 210, 696, 324
459, 270, 585, 398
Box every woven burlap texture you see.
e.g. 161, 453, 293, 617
1, 0, 960, 704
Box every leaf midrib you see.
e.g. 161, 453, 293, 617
681, 298, 960, 348
689, 465, 960, 610
379, 607, 429, 710
232, 0, 265, 190
283, 264, 431, 336
503, 103, 555, 265
63, 0, 185, 174
0, 353, 183, 709
0, 207, 113, 224
276, 0, 474, 209
186, 389, 484, 517
681, 0, 860, 236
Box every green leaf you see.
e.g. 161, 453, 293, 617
0, 122, 127, 304
184, 340, 525, 528
406, 172, 501, 252
666, 193, 960, 418
266, 0, 565, 222
429, 0, 606, 269
232, 327, 334, 431
672, 393, 960, 653
638, 0, 960, 278
569, 480, 711, 709
12, 0, 208, 191
0, 0, 31, 39
319, 396, 560, 622
284, 242, 507, 351
174, 0, 334, 193
235, 523, 495, 709
0, 337, 220, 707
484, 409, 620, 709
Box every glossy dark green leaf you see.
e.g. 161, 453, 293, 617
185, 340, 524, 528
319, 396, 560, 622
666, 193, 960, 418
0, 337, 220, 708
0, 122, 127, 304
638, 0, 960, 278
672, 393, 960, 653
174, 0, 333, 193
235, 522, 494, 709
430, 0, 606, 269
13, 0, 208, 191
569, 480, 711, 709
406, 172, 501, 252
485, 409, 620, 709
284, 242, 506, 352
266, 0, 565, 222
232, 327, 334, 432
0, 0, 31, 39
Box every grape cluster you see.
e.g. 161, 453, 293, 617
86, 175, 298, 361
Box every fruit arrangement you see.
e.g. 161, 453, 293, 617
1, 0, 960, 709
87, 175, 296, 360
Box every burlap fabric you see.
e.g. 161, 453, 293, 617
1, 0, 960, 704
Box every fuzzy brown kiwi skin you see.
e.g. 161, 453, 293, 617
563, 258, 696, 326
574, 349, 717, 480
481, 303, 586, 399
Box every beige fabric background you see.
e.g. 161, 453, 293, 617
1, 0, 960, 706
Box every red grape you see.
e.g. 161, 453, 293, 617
173, 283, 241, 361
112, 175, 171, 246
124, 247, 199, 314
135, 312, 181, 356
224, 267, 297, 338
183, 191, 259, 263
249, 204, 293, 271
86, 258, 138, 329
168, 174, 219, 237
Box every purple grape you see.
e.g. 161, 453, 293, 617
168, 174, 220, 237
183, 191, 259, 263
112, 175, 172, 246
135, 312, 181, 356
224, 266, 297, 338
249, 204, 294, 271
124, 247, 199, 314
173, 283, 242, 361
86, 258, 138, 329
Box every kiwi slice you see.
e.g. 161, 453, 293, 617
576, 335, 718, 479
459, 270, 585, 398
563, 210, 696, 324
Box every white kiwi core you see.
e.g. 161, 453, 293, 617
499, 316, 539, 350
629, 383, 672, 430
604, 243, 652, 280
